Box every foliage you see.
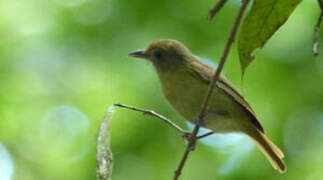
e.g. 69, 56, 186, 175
238, 0, 303, 75
0, 0, 322, 180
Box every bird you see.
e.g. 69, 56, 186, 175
129, 39, 286, 173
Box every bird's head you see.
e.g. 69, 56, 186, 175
129, 39, 193, 72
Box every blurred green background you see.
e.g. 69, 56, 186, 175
0, 0, 323, 179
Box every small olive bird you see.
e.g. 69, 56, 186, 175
129, 39, 286, 173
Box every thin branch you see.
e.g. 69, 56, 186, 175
313, 0, 323, 56
201, 0, 250, 119
198, 131, 215, 139
174, 1, 250, 179
114, 103, 186, 136
208, 0, 228, 20
173, 125, 199, 180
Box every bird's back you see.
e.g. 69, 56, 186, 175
157, 57, 264, 133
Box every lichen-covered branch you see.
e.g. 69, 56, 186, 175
97, 105, 114, 180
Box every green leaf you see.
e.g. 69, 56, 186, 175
238, 0, 303, 75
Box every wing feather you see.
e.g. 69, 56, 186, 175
187, 59, 265, 133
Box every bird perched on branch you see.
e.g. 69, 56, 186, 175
129, 39, 286, 173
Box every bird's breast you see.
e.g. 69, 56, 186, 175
158, 70, 208, 122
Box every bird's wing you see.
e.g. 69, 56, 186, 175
187, 59, 264, 133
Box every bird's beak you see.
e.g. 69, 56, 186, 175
128, 50, 149, 60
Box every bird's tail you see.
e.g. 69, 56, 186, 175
248, 129, 286, 173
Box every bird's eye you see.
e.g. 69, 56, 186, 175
154, 51, 162, 59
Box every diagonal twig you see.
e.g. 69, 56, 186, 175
97, 102, 216, 180
208, 0, 228, 20
114, 103, 186, 136
197, 131, 215, 139
173, 0, 250, 179
313, 0, 323, 56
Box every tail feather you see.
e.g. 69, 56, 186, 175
249, 129, 286, 173
261, 132, 284, 159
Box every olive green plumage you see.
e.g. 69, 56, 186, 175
129, 39, 286, 173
